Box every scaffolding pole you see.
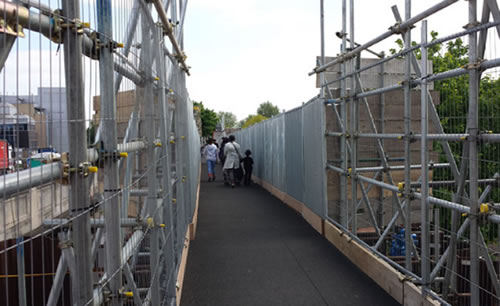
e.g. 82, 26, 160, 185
403, 0, 412, 272
61, 0, 93, 303
97, 1, 123, 304
339, 0, 348, 228
420, 20, 430, 293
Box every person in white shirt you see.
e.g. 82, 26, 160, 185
223, 135, 243, 188
203, 139, 218, 182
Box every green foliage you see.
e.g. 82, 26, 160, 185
399, 32, 500, 242
86, 121, 97, 145
241, 114, 268, 129
257, 101, 280, 118
217, 111, 238, 129
193, 101, 218, 137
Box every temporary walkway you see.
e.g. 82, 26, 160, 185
182, 166, 398, 306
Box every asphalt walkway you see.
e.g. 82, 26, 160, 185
182, 165, 399, 306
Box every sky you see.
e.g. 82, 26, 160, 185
0, 0, 498, 123
184, 0, 498, 121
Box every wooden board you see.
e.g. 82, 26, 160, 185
178, 166, 200, 304
323, 221, 439, 306
189, 166, 201, 241
301, 204, 324, 235
176, 226, 191, 306
283, 193, 303, 214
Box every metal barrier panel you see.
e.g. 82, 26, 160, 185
271, 115, 286, 191
285, 108, 304, 202
235, 98, 327, 218
302, 98, 327, 218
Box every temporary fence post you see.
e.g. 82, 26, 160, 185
16, 237, 26, 306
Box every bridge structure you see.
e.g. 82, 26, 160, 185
0, 0, 500, 305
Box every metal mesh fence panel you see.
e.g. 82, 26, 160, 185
0, 1, 199, 305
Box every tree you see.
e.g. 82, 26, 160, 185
257, 101, 280, 118
193, 101, 218, 137
391, 33, 500, 240
217, 111, 238, 129
241, 114, 268, 129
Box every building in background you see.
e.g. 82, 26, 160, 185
0, 103, 36, 149
1, 87, 67, 152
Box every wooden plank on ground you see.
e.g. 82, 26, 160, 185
176, 226, 191, 306
301, 204, 324, 235
283, 193, 303, 214
323, 221, 438, 306
189, 166, 201, 241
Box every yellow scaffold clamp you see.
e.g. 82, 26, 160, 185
172, 198, 177, 204
122, 291, 134, 298
146, 217, 154, 228
60, 18, 89, 34
119, 152, 128, 158
397, 182, 404, 191
480, 203, 489, 214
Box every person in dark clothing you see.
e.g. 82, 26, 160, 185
241, 149, 254, 185
219, 137, 229, 184
219, 137, 229, 165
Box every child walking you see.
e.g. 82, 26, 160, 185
241, 149, 254, 186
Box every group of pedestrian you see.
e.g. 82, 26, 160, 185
202, 135, 253, 188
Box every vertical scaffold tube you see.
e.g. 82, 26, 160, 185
61, 0, 93, 303
349, 0, 358, 235
468, 0, 480, 304
403, 0, 413, 271
141, 4, 161, 304
320, 0, 325, 99
420, 20, 430, 292
97, 0, 122, 304
340, 0, 348, 228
